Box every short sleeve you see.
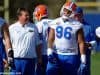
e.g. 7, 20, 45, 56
49, 21, 56, 29
78, 22, 83, 29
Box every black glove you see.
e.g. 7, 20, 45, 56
8, 50, 14, 68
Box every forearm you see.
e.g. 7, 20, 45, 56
2, 24, 12, 53
79, 42, 86, 63
79, 42, 85, 55
48, 39, 54, 49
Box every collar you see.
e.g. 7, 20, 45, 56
17, 21, 30, 27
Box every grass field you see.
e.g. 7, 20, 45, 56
91, 52, 100, 75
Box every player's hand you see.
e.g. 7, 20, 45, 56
85, 42, 91, 49
89, 41, 96, 50
78, 63, 87, 75
47, 48, 58, 64
8, 50, 14, 68
47, 48, 54, 56
3, 59, 9, 69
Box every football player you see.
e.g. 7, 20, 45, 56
33, 4, 52, 75
74, 7, 96, 75
0, 17, 12, 74
46, 2, 86, 75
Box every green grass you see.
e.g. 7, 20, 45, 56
91, 52, 100, 75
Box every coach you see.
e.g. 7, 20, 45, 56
9, 8, 42, 75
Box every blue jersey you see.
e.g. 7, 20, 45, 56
82, 20, 95, 42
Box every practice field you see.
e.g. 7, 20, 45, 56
91, 52, 100, 75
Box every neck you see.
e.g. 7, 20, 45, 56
18, 21, 28, 27
62, 18, 69, 22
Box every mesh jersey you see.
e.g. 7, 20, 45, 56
36, 19, 52, 55
50, 17, 83, 55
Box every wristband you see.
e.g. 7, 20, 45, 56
47, 48, 53, 56
8, 48, 12, 52
81, 54, 86, 64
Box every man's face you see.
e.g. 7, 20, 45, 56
18, 11, 30, 23
63, 8, 72, 17
74, 13, 83, 22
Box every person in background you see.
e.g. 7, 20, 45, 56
0, 17, 12, 74
74, 7, 97, 75
33, 4, 52, 75
9, 8, 42, 75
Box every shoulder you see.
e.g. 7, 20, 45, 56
36, 19, 52, 25
49, 17, 61, 29
29, 22, 38, 31
9, 22, 19, 30
50, 17, 61, 25
71, 19, 83, 28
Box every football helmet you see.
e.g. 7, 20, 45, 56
60, 2, 77, 19
33, 4, 48, 21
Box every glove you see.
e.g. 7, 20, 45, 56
47, 48, 58, 64
78, 63, 87, 75
89, 41, 97, 50
78, 54, 87, 75
8, 49, 14, 68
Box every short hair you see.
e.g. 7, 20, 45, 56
17, 7, 30, 16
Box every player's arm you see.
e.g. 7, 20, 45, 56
77, 28, 86, 63
2, 23, 12, 55
47, 28, 55, 55
2, 23, 14, 67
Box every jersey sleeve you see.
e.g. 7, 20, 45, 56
49, 21, 57, 29
78, 22, 83, 29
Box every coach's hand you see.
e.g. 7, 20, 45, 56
8, 49, 14, 68
47, 48, 58, 64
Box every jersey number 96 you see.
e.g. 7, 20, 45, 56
56, 26, 72, 40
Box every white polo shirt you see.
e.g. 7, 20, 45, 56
9, 21, 40, 58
